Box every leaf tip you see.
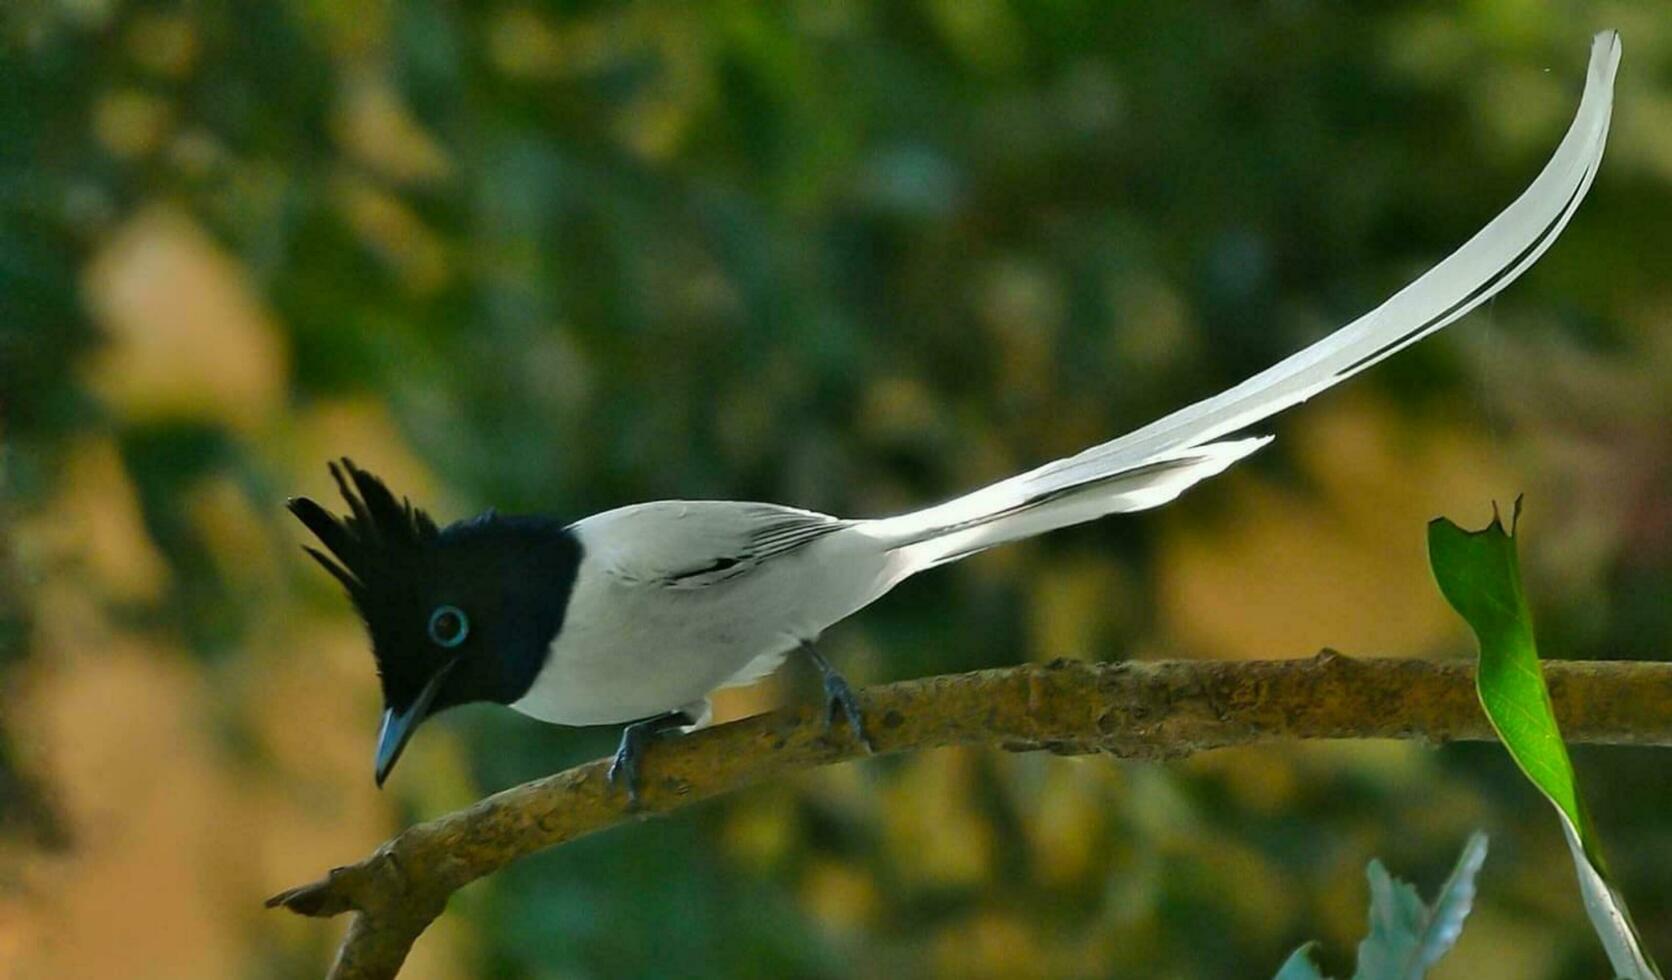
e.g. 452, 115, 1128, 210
1486, 496, 1524, 537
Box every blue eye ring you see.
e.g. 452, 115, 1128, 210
427, 605, 469, 649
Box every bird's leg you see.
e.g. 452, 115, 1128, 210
608, 710, 688, 808
801, 641, 874, 753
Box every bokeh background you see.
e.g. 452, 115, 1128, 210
2, 2, 1669, 977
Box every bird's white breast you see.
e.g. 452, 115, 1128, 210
510, 507, 900, 727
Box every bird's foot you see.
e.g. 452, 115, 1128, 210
607, 711, 685, 809
802, 642, 874, 753
820, 670, 875, 753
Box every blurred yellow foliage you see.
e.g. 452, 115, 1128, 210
925, 0, 1025, 74
1190, 838, 1297, 946
487, 7, 615, 80
295, 0, 389, 62
931, 907, 1046, 979
859, 374, 945, 444
1157, 395, 1509, 660
186, 474, 281, 592
1432, 907, 1564, 980
883, 748, 994, 888
799, 857, 879, 936
978, 260, 1062, 400
333, 174, 453, 295
82, 206, 290, 434
333, 73, 454, 186
722, 786, 799, 872
91, 88, 172, 159
1181, 744, 1301, 816
284, 398, 442, 512
125, 11, 198, 78
20, 437, 171, 603
1026, 553, 1134, 662
1020, 757, 1111, 888
6, 603, 243, 979
1108, 275, 1198, 377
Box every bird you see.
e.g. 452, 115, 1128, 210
288, 33, 1619, 799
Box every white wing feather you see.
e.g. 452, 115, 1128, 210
582, 500, 847, 588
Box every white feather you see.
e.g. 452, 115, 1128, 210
864, 31, 1619, 573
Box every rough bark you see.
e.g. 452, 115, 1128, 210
267, 654, 1672, 980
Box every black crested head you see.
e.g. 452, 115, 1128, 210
287, 459, 580, 784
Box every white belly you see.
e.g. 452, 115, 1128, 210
511, 525, 900, 727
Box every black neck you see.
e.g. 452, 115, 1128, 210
489, 517, 584, 705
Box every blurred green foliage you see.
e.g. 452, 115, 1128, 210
2, 2, 1669, 978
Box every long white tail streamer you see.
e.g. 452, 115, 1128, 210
867, 32, 1620, 571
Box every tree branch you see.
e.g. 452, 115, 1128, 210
267, 654, 1672, 979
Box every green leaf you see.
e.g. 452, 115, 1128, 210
1428, 503, 1662, 980
1274, 943, 1329, 980
1353, 832, 1487, 980
1428, 503, 1587, 844
1272, 834, 1488, 980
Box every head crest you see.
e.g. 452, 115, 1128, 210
286, 459, 440, 598
288, 458, 581, 782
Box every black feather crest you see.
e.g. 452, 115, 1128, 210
287, 459, 439, 594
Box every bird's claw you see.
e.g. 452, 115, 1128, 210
607, 711, 684, 809
801, 640, 874, 753
607, 737, 645, 809
820, 670, 874, 753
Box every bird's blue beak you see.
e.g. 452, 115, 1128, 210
374, 660, 456, 787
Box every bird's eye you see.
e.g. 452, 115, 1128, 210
427, 605, 469, 649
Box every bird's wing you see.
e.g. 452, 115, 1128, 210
578, 501, 850, 589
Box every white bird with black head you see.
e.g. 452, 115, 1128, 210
289, 33, 1620, 800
